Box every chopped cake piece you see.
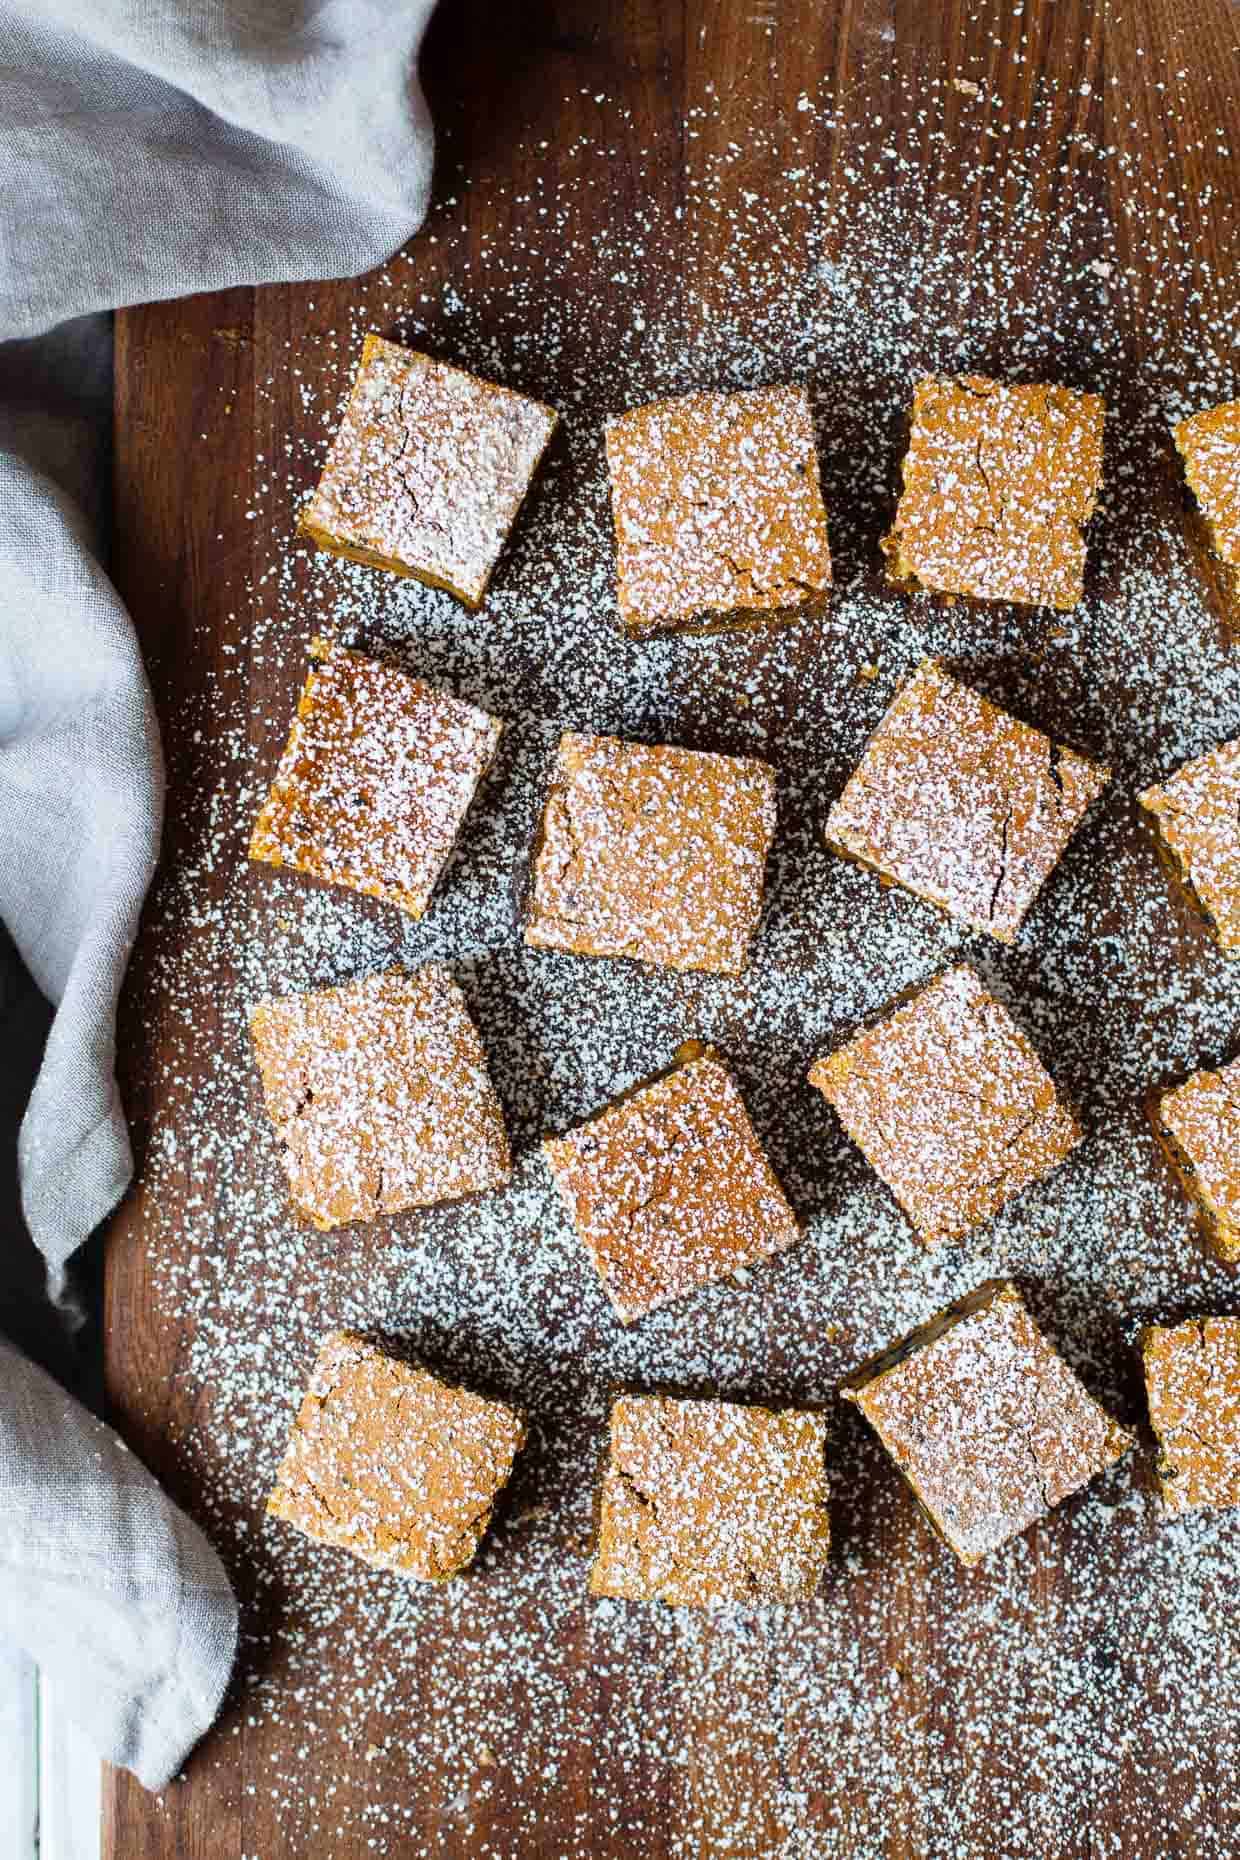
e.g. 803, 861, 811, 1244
882, 374, 1105, 609
249, 643, 503, 918
1142, 1317, 1240, 1515
268, 1330, 526, 1579
1138, 735, 1240, 957
825, 658, 1109, 942
525, 730, 777, 975
1149, 1053, 1240, 1262
589, 1393, 831, 1606
543, 1045, 800, 1322
605, 384, 832, 635
808, 964, 1081, 1249
299, 333, 558, 607
843, 1279, 1133, 1566
250, 965, 511, 1230
1174, 400, 1240, 623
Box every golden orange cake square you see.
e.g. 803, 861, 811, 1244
825, 658, 1109, 943
589, 1393, 831, 1606
268, 1331, 526, 1580
250, 965, 511, 1230
843, 1281, 1133, 1566
809, 965, 1080, 1249
605, 384, 832, 635
1139, 735, 1240, 957
1174, 399, 1240, 621
543, 1046, 799, 1322
1149, 1053, 1240, 1262
250, 643, 503, 917
300, 333, 558, 607
882, 374, 1104, 609
1142, 1318, 1240, 1515
525, 730, 777, 975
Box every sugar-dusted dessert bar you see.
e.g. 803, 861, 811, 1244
605, 384, 832, 636
299, 333, 558, 607
1174, 399, 1240, 622
808, 964, 1080, 1249
543, 1045, 799, 1322
268, 1330, 526, 1579
250, 965, 511, 1230
843, 1279, 1133, 1566
1141, 1317, 1240, 1515
1149, 1052, 1240, 1262
250, 642, 503, 917
882, 374, 1104, 609
589, 1393, 831, 1606
825, 658, 1109, 942
525, 730, 777, 975
1138, 734, 1240, 957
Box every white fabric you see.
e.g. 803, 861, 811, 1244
0, 0, 436, 1790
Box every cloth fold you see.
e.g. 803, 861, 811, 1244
0, 0, 437, 1792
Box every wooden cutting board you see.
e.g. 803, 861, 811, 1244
105, 2, 1240, 1855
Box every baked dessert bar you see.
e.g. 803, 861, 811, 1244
1141, 1317, 1240, 1514
543, 1045, 799, 1322
250, 642, 503, 917
1149, 1053, 1240, 1262
1174, 399, 1240, 622
1138, 735, 1240, 957
882, 374, 1104, 609
525, 730, 777, 975
268, 1330, 526, 1579
250, 965, 511, 1230
825, 658, 1109, 943
605, 384, 832, 635
808, 964, 1081, 1249
300, 333, 558, 607
589, 1392, 831, 1605
843, 1279, 1133, 1565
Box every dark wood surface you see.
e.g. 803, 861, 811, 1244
105, 3, 1240, 1856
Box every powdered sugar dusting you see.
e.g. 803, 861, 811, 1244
526, 732, 777, 974
249, 642, 503, 918
267, 1329, 526, 1580
544, 1049, 801, 1322
606, 385, 832, 634
845, 1280, 1134, 1564
1139, 732, 1240, 954
883, 375, 1104, 609
809, 964, 1081, 1248
117, 21, 1240, 1858
250, 965, 511, 1230
301, 335, 557, 607
825, 657, 1111, 943
591, 1393, 831, 1604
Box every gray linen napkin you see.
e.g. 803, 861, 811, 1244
0, 0, 436, 1790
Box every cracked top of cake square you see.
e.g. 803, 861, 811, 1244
1151, 1053, 1240, 1261
881, 374, 1104, 609
809, 965, 1080, 1249
1142, 1316, 1240, 1515
605, 384, 832, 635
843, 1280, 1133, 1566
1139, 734, 1240, 956
267, 1330, 526, 1580
300, 334, 558, 607
525, 730, 778, 974
543, 1046, 800, 1322
250, 965, 511, 1230
1175, 398, 1240, 570
825, 658, 1109, 943
249, 643, 503, 919
589, 1393, 831, 1606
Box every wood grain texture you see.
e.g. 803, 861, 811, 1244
105, 2, 1240, 1857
